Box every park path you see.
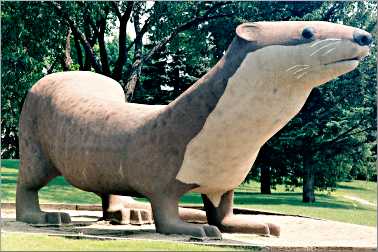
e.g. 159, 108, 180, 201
343, 195, 377, 207
1, 207, 376, 251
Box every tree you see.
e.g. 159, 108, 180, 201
1, 2, 67, 157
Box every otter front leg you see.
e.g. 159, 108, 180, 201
17, 182, 71, 225
150, 194, 222, 240
202, 190, 280, 236
100, 195, 153, 225
16, 143, 71, 225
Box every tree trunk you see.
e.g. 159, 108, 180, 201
125, 9, 143, 101
111, 2, 133, 81
125, 63, 141, 101
302, 152, 315, 202
64, 28, 73, 70
73, 35, 84, 70
260, 166, 271, 194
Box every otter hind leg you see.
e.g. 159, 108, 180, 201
202, 190, 280, 237
150, 194, 222, 240
16, 140, 71, 225
100, 195, 153, 225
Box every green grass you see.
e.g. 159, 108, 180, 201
334, 180, 377, 204
1, 163, 100, 204
178, 180, 377, 226
2, 159, 376, 226
1, 233, 252, 251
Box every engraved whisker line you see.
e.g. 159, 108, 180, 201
119, 161, 124, 178
310, 42, 339, 56
296, 71, 308, 79
293, 66, 311, 74
309, 38, 341, 48
81, 168, 88, 181
322, 47, 336, 56
285, 65, 310, 72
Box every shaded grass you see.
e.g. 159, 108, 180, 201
1, 233, 252, 251
1, 159, 376, 226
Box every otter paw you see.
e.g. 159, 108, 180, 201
187, 224, 222, 241
107, 208, 153, 225
157, 222, 222, 240
18, 211, 71, 225
267, 222, 280, 237
44, 212, 71, 224
203, 224, 222, 240
218, 215, 270, 236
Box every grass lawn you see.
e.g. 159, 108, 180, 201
2, 159, 376, 227
1, 233, 252, 251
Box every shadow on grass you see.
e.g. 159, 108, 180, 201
180, 193, 203, 204
1, 178, 17, 184
233, 192, 352, 209
336, 184, 368, 191
1, 160, 19, 169
179, 191, 353, 210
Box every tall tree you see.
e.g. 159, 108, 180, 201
1, 2, 67, 157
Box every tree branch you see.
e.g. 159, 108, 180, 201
73, 33, 84, 70
47, 58, 59, 74
98, 10, 111, 76
202, 1, 231, 17
333, 126, 375, 144
125, 8, 143, 100
64, 28, 73, 70
111, 1, 122, 20
316, 121, 374, 151
112, 1, 134, 80
126, 16, 151, 53
51, 2, 102, 73
145, 15, 229, 65
124, 2, 235, 100
141, 11, 235, 65
321, 2, 340, 21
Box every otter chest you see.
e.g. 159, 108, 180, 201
176, 48, 312, 206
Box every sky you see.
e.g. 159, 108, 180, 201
125, 1, 155, 43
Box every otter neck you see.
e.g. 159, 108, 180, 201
165, 38, 253, 139
208, 45, 313, 147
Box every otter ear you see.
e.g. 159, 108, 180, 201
236, 23, 260, 42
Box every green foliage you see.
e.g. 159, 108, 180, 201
1, 2, 67, 157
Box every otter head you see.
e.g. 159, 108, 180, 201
235, 21, 372, 89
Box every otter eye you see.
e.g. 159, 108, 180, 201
302, 27, 314, 39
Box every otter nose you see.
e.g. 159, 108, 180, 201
353, 30, 373, 46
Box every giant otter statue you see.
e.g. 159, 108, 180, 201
16, 21, 371, 239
